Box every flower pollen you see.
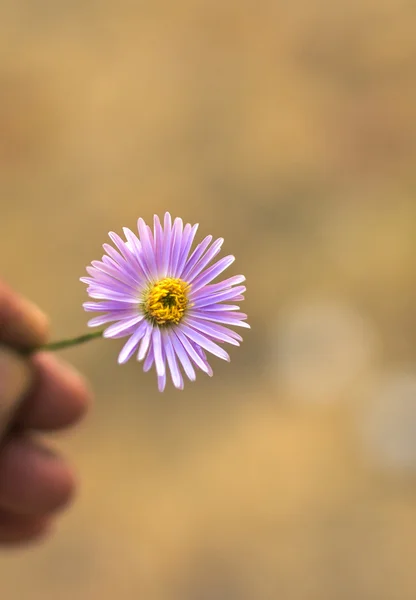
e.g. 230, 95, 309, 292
143, 277, 189, 326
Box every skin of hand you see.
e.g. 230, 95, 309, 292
0, 280, 92, 545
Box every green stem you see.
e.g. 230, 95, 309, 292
38, 330, 105, 353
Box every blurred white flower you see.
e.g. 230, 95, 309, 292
271, 299, 378, 404
359, 372, 416, 472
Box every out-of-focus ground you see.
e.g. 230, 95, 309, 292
1, 1, 416, 598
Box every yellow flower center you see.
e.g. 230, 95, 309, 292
143, 277, 189, 326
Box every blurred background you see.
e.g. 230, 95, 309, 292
1, 0, 416, 598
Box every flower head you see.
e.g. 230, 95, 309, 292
81, 213, 249, 391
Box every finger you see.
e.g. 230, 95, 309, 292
0, 509, 52, 545
0, 280, 49, 351
0, 347, 32, 440
0, 435, 76, 516
17, 352, 92, 431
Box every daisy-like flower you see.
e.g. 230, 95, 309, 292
81, 213, 249, 391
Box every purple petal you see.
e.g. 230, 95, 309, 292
88, 261, 141, 288
120, 227, 142, 254
86, 289, 139, 303
81, 274, 138, 296
137, 324, 152, 361
181, 235, 212, 280
161, 212, 172, 276
117, 321, 148, 364
81, 276, 99, 286
170, 332, 196, 381
158, 372, 167, 392
189, 275, 245, 299
163, 331, 184, 389
86, 280, 136, 296
180, 324, 230, 362
143, 348, 154, 372
192, 286, 246, 308
100, 255, 141, 284
102, 242, 125, 266
104, 314, 145, 338
87, 310, 139, 327
83, 300, 135, 312
153, 215, 164, 273
102, 246, 142, 282
194, 345, 214, 376
188, 310, 250, 327
189, 316, 244, 341
137, 218, 158, 278
169, 217, 184, 276
152, 326, 165, 377
202, 304, 240, 312
108, 232, 135, 261
87, 314, 113, 327
101, 249, 122, 267
175, 223, 198, 278
174, 329, 212, 375
185, 237, 224, 282
87, 268, 137, 291
122, 227, 153, 281
185, 317, 241, 346
189, 255, 235, 293
109, 323, 144, 339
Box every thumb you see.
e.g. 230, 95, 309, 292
0, 347, 32, 440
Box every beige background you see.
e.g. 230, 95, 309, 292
1, 1, 416, 598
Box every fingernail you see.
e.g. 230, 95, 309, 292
0, 347, 32, 437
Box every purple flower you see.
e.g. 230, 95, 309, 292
81, 213, 249, 391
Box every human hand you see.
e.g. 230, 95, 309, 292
0, 281, 91, 545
